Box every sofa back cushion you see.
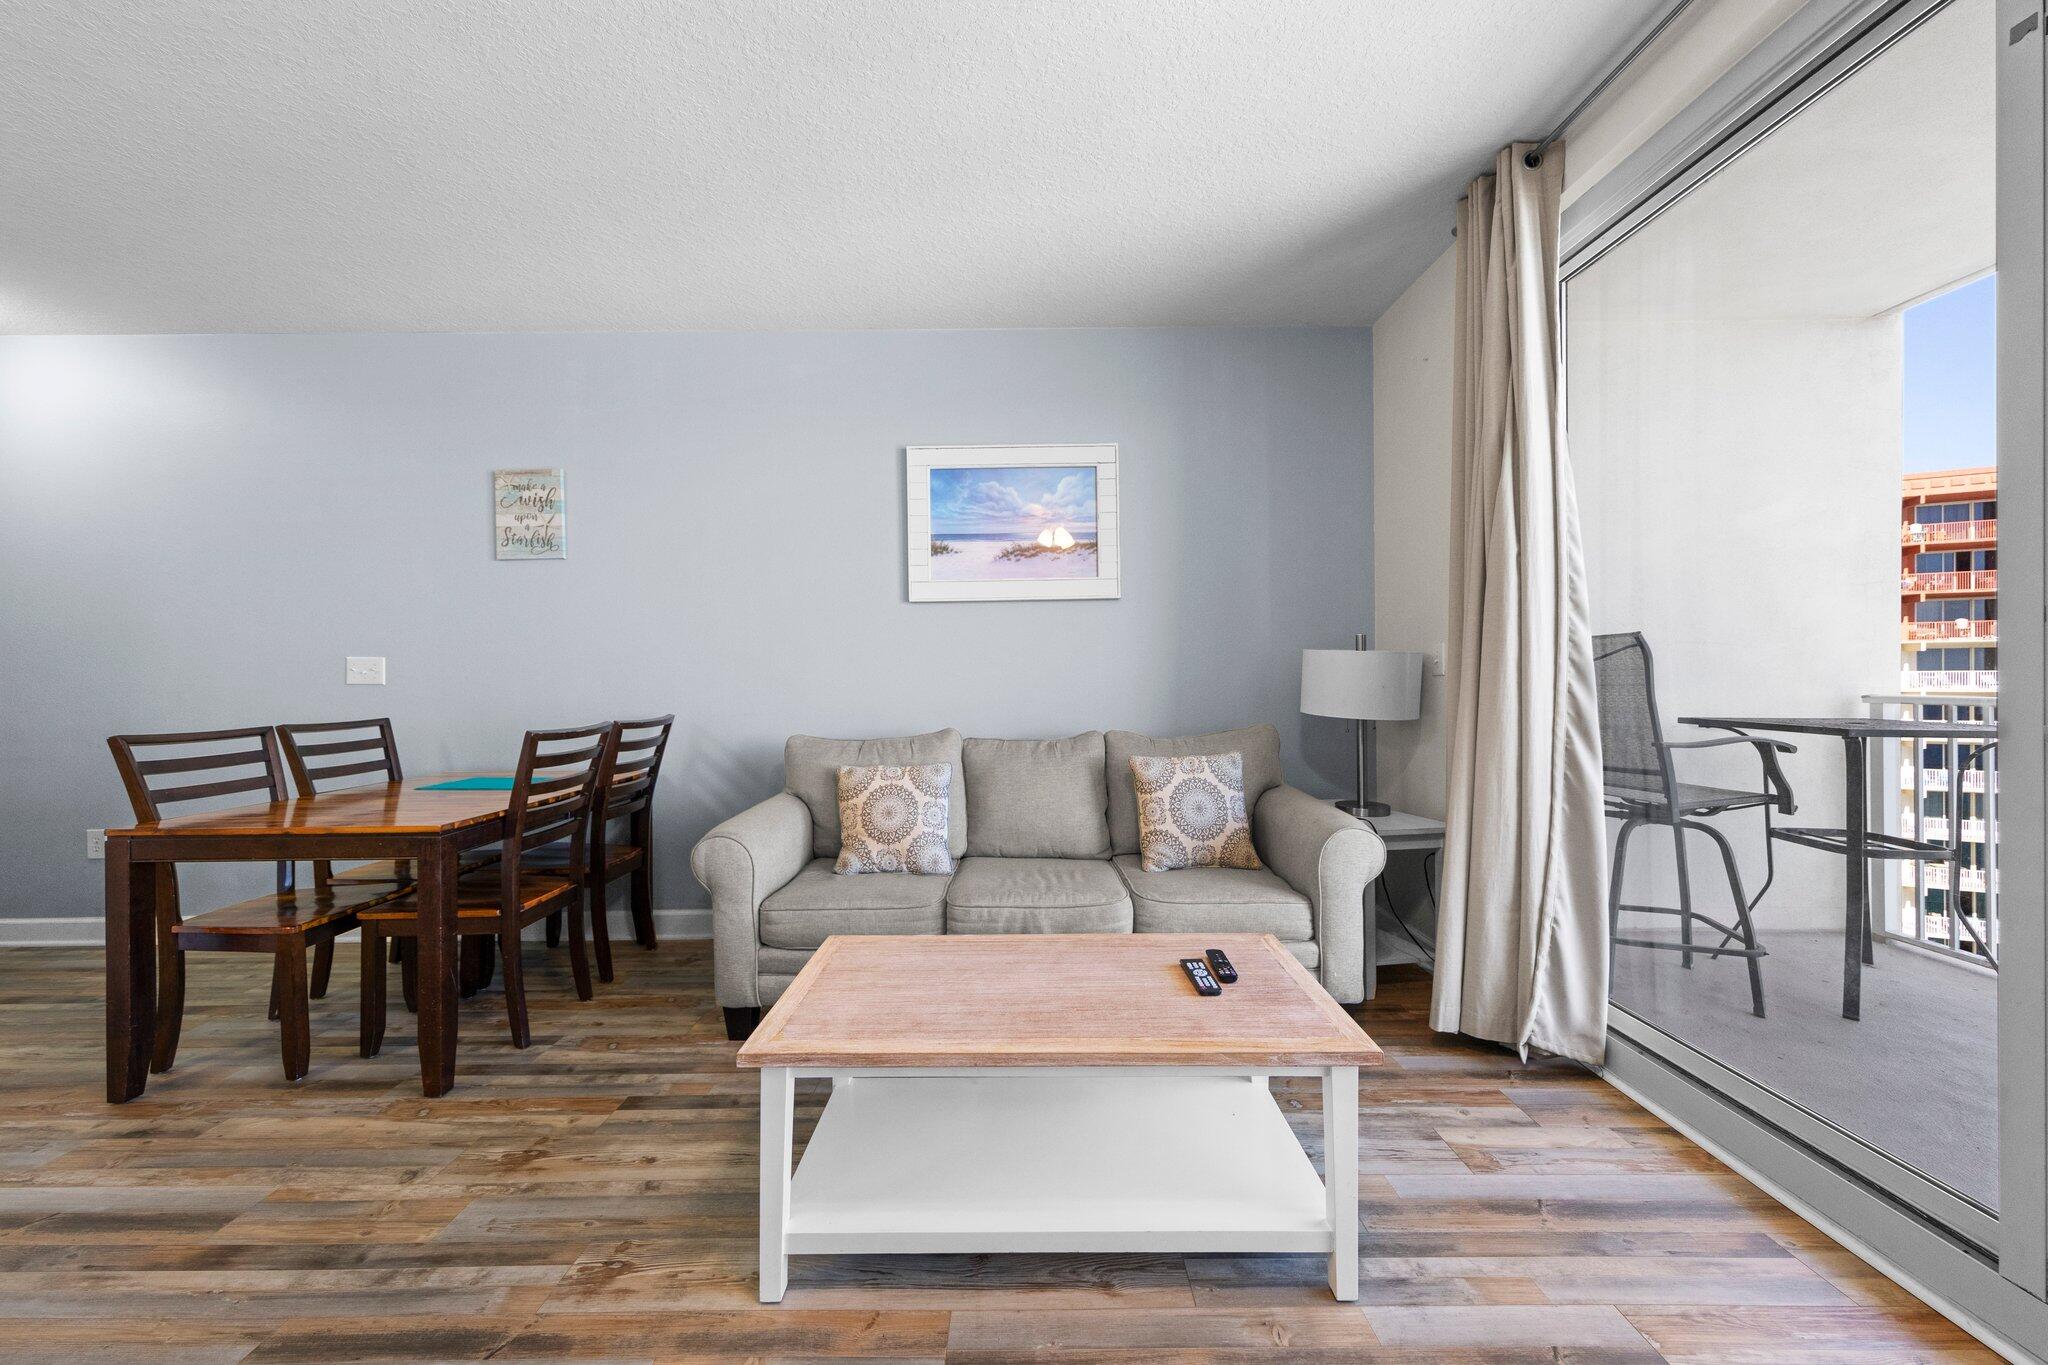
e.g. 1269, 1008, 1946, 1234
963, 732, 1111, 859
786, 729, 967, 860
1105, 724, 1283, 857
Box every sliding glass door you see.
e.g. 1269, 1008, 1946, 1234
1564, 0, 2047, 1326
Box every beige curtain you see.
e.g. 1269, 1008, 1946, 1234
1430, 142, 1609, 1066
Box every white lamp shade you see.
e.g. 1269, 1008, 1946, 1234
1300, 649, 1424, 721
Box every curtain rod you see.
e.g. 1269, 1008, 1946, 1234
1525, 0, 1697, 168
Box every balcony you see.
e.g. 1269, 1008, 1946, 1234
1901, 518, 1996, 546
1900, 618, 1996, 643
1899, 761, 1997, 793
1900, 861, 1990, 894
1901, 814, 1991, 845
1899, 568, 1996, 595
1612, 929, 1995, 1207
1900, 668, 1998, 691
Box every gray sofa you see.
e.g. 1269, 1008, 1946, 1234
691, 724, 1387, 1037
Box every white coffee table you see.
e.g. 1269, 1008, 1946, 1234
736, 932, 1384, 1302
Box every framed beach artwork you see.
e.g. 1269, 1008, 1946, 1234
905, 444, 1121, 602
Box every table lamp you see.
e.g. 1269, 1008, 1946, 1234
1300, 634, 1425, 818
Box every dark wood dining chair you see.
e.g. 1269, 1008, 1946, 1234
276, 717, 409, 990
357, 722, 616, 1055
277, 717, 501, 986
107, 727, 405, 1081
537, 714, 674, 980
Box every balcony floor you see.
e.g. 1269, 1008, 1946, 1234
1612, 927, 1996, 1210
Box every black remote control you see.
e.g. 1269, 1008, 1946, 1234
1180, 957, 1222, 996
1205, 948, 1238, 984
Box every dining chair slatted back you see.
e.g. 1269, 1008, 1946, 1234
604, 715, 674, 822
277, 718, 403, 794
501, 724, 616, 889
277, 718, 413, 895
108, 727, 293, 897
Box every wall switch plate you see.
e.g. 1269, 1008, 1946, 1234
345, 656, 387, 685
86, 829, 105, 860
1428, 644, 1447, 677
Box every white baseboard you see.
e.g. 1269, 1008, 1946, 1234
0, 908, 712, 948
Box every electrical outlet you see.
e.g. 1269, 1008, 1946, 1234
345, 656, 387, 685
86, 829, 105, 860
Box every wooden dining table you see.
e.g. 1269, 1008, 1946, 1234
105, 773, 521, 1102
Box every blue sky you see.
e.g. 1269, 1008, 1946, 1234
930, 465, 1097, 536
1903, 274, 1996, 472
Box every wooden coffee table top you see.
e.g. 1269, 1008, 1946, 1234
736, 933, 1383, 1070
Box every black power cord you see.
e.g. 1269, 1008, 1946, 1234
1361, 816, 1437, 969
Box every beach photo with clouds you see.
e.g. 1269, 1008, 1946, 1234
928, 465, 1099, 581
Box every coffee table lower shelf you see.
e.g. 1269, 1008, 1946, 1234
758, 1069, 1359, 1301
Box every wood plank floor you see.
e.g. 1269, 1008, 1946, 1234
0, 942, 1993, 1362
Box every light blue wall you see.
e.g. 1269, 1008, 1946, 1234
0, 326, 1371, 923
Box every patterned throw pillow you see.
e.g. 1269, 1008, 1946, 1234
1130, 751, 1262, 873
833, 763, 956, 875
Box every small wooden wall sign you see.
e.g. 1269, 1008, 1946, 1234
494, 469, 566, 560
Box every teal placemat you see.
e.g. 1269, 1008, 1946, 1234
419, 776, 516, 791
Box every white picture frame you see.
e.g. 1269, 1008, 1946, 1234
906, 444, 1121, 602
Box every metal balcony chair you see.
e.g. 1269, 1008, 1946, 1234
1594, 632, 1798, 1018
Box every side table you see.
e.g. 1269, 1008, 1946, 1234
1358, 810, 1445, 1000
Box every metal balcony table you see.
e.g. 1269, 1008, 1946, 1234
1678, 715, 1995, 1021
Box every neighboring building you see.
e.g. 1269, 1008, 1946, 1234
1897, 466, 1997, 957
1901, 466, 1997, 693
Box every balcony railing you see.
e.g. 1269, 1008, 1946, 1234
1902, 518, 1996, 545
1900, 569, 1997, 595
1901, 669, 1999, 693
1899, 762, 1996, 794
1902, 618, 1997, 643
1901, 862, 1990, 895
1867, 692, 1999, 965
1902, 814, 1991, 845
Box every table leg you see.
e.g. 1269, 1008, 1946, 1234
759, 1066, 794, 1303
1324, 1064, 1359, 1301
104, 841, 157, 1103
1842, 738, 1868, 1021
415, 840, 460, 1096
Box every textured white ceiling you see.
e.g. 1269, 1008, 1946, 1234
2, 1, 1649, 334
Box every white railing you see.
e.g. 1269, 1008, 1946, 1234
1865, 692, 1998, 965
1901, 815, 1991, 844
1901, 669, 1999, 691
1900, 763, 1996, 793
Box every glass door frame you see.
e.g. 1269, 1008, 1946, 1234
1559, 0, 2048, 1347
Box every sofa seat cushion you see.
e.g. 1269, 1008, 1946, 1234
1113, 854, 1313, 941
963, 733, 1111, 859
944, 857, 1133, 935
758, 858, 949, 949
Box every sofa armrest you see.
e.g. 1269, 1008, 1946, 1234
690, 792, 812, 1008
1253, 784, 1388, 1004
